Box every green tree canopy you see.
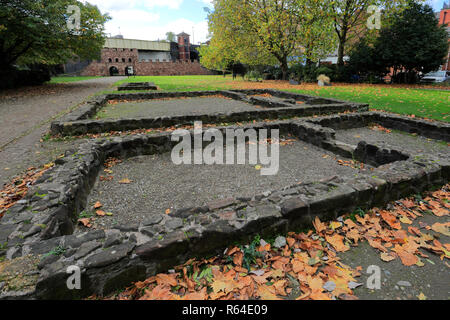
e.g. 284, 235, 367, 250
202, 0, 337, 79
0, 0, 110, 71
348, 1, 449, 83
376, 1, 448, 79
165, 32, 176, 42
332, 0, 418, 66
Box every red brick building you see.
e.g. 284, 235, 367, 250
438, 2, 450, 71
65, 35, 213, 77
177, 32, 191, 61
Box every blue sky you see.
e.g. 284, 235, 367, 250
86, 0, 213, 44
85, 0, 447, 44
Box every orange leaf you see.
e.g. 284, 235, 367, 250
392, 245, 418, 266
155, 273, 178, 287
380, 210, 401, 229
96, 210, 106, 216
94, 201, 103, 209
78, 218, 92, 228
312, 216, 326, 233
325, 234, 349, 252
257, 284, 280, 300
233, 252, 244, 267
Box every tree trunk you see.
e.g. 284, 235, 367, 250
337, 42, 345, 66
337, 24, 348, 67
280, 56, 289, 80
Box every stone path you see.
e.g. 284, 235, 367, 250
0, 77, 124, 185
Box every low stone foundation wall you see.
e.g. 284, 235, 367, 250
81, 61, 214, 77
307, 112, 450, 142
1, 116, 449, 299
50, 89, 369, 136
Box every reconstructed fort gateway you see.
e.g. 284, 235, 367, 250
64, 34, 213, 77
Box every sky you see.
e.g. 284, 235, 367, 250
85, 0, 213, 44
85, 0, 447, 44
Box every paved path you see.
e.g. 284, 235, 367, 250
0, 77, 124, 186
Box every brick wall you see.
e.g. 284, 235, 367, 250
81, 48, 213, 76
439, 9, 450, 71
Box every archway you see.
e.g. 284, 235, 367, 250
109, 66, 119, 76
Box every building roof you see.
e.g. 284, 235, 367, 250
177, 32, 190, 37
104, 38, 170, 51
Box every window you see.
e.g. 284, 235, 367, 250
108, 58, 112, 63
115, 58, 119, 62
128, 58, 132, 62
122, 58, 125, 62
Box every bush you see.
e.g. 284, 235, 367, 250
244, 70, 263, 81
0, 67, 51, 89
317, 74, 331, 84
315, 66, 334, 79
262, 66, 283, 80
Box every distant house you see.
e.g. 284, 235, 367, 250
438, 1, 450, 71
319, 48, 349, 65
62, 33, 212, 76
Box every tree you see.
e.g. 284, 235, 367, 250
205, 0, 337, 80
198, 40, 234, 75
0, 0, 110, 72
331, 0, 415, 66
165, 32, 176, 42
348, 1, 448, 83
375, 1, 449, 83
347, 37, 389, 82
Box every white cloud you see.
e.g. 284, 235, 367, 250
197, 0, 213, 6
105, 17, 209, 44
83, 0, 210, 43
86, 0, 184, 11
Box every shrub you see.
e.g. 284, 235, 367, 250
244, 70, 263, 81
0, 67, 51, 89
315, 66, 334, 79
317, 74, 331, 84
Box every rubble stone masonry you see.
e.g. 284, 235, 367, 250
81, 48, 213, 76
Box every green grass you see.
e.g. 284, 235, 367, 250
111, 75, 239, 92
48, 76, 103, 83
287, 86, 449, 122
101, 75, 449, 122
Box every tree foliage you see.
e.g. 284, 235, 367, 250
201, 0, 337, 79
165, 32, 176, 42
348, 1, 449, 83
0, 0, 110, 71
376, 1, 448, 80
331, 0, 418, 66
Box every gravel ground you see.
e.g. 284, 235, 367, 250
96, 97, 263, 119
338, 212, 449, 300
335, 127, 449, 158
0, 77, 124, 185
85, 138, 367, 229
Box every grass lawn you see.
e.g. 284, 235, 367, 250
108, 75, 449, 122
289, 86, 449, 122
113, 75, 237, 92
48, 76, 103, 83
